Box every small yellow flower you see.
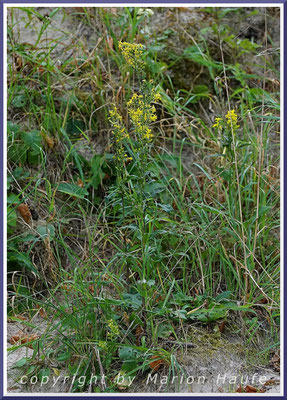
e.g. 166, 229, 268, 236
98, 341, 108, 351
107, 319, 120, 337
225, 109, 239, 129
118, 42, 145, 69
153, 93, 161, 102
212, 117, 223, 129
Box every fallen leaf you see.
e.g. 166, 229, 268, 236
10, 333, 39, 348
15, 315, 27, 321
149, 355, 165, 372
45, 135, 55, 149
14, 55, 23, 71
88, 284, 95, 293
17, 203, 32, 224
135, 325, 144, 345
270, 350, 280, 372
245, 385, 258, 393
9, 335, 20, 344
77, 178, 84, 188
52, 368, 61, 376
264, 379, 280, 386
36, 304, 47, 318
218, 321, 225, 333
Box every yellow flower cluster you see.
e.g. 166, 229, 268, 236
109, 106, 129, 143
118, 41, 145, 69
109, 105, 132, 163
151, 87, 161, 103
116, 146, 133, 162
213, 110, 240, 130
98, 340, 108, 351
225, 109, 240, 129
212, 117, 223, 129
107, 319, 120, 337
127, 92, 159, 142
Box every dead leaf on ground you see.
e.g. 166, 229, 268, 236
17, 203, 32, 224
135, 325, 144, 345
36, 304, 47, 318
245, 385, 259, 393
264, 379, 280, 386
10, 333, 39, 348
270, 350, 280, 372
149, 355, 165, 372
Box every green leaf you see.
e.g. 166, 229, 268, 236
27, 365, 37, 375
194, 308, 227, 322
144, 181, 166, 196
8, 250, 39, 275
21, 130, 42, 152
215, 291, 232, 302
7, 121, 21, 133
8, 143, 27, 164
119, 346, 140, 361
7, 207, 17, 227
172, 309, 187, 320
36, 224, 55, 240
12, 94, 28, 108
57, 183, 88, 199
56, 352, 71, 362
66, 119, 85, 136
14, 357, 28, 368
122, 361, 138, 372
123, 293, 142, 310
7, 194, 21, 204
238, 39, 260, 51
193, 85, 209, 94
158, 203, 173, 213
38, 367, 51, 380
157, 323, 174, 339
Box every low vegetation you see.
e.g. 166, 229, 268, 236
7, 6, 280, 393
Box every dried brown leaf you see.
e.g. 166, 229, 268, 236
17, 203, 32, 224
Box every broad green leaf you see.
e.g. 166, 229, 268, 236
57, 183, 88, 199
14, 357, 28, 368
21, 130, 42, 151
12, 94, 28, 108
36, 224, 55, 240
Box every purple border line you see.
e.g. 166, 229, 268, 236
284, 0, 287, 399
1, 1, 286, 399
1, 0, 285, 3
1, 0, 4, 399
0, 2, 3, 400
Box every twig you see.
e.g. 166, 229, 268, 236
94, 347, 107, 391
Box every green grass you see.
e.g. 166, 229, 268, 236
7, 6, 280, 393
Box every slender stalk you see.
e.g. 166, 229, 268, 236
218, 38, 248, 302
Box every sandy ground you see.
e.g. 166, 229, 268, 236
7, 317, 281, 394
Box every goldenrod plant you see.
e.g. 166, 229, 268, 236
109, 41, 162, 274
6, 7, 280, 393
213, 109, 240, 161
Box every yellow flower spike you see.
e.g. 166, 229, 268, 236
212, 117, 223, 129
225, 109, 239, 128
118, 41, 145, 69
153, 93, 161, 102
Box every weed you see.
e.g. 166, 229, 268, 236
6, 6, 280, 394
